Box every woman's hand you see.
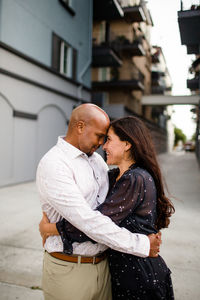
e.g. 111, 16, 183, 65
39, 212, 59, 246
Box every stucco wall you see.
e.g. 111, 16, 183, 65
0, 46, 91, 187
0, 0, 92, 87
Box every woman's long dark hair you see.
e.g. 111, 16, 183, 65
111, 116, 175, 230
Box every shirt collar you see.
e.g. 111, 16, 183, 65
57, 136, 87, 159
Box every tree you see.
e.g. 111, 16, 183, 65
174, 127, 186, 146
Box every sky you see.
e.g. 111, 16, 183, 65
147, 0, 197, 139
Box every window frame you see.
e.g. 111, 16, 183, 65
52, 33, 77, 81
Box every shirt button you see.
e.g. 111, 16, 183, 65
97, 195, 99, 198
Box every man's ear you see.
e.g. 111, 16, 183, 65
76, 121, 85, 134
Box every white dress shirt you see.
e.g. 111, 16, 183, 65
36, 137, 150, 257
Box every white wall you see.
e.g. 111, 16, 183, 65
36, 105, 67, 164
0, 95, 13, 184
13, 117, 37, 183
0, 49, 90, 187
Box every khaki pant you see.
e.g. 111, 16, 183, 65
42, 251, 112, 300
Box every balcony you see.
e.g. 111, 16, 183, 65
112, 39, 145, 56
187, 77, 199, 90
151, 86, 166, 95
192, 57, 200, 69
92, 77, 144, 92
92, 45, 122, 67
151, 71, 165, 82
178, 8, 200, 49
151, 71, 168, 95
151, 53, 160, 64
123, 5, 146, 23
93, 0, 124, 21
187, 44, 199, 54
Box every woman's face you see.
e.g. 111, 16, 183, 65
103, 127, 128, 165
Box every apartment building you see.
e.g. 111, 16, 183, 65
92, 0, 153, 115
91, 0, 172, 153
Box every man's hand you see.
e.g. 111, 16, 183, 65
39, 212, 59, 246
148, 231, 162, 257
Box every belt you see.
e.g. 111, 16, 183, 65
49, 252, 107, 264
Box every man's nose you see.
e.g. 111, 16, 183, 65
99, 137, 105, 146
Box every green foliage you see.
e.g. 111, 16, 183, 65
174, 127, 186, 146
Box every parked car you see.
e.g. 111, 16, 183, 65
184, 141, 195, 152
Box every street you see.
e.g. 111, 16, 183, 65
0, 151, 200, 299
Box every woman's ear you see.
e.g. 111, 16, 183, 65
125, 141, 132, 151
76, 121, 85, 134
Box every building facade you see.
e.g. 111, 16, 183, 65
91, 0, 172, 154
0, 0, 92, 186
92, 0, 153, 115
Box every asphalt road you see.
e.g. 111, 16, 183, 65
0, 151, 199, 299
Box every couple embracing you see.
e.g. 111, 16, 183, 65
37, 104, 174, 300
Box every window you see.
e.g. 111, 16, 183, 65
52, 33, 77, 80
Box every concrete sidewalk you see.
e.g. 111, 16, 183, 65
0, 151, 200, 299
158, 151, 200, 299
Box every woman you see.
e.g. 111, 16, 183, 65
40, 116, 175, 299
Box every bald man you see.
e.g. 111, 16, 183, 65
36, 104, 160, 300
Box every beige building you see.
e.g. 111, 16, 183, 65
91, 0, 173, 153
92, 0, 153, 116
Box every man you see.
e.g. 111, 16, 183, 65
36, 103, 161, 300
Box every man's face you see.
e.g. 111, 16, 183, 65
78, 118, 109, 156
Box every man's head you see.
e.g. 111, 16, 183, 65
65, 104, 110, 156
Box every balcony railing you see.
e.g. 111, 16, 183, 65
123, 5, 146, 23
187, 77, 199, 90
92, 44, 122, 67
93, 0, 124, 21
112, 39, 145, 56
151, 71, 170, 94
92, 78, 144, 91
92, 70, 144, 91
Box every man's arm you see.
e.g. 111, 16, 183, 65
37, 161, 157, 257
